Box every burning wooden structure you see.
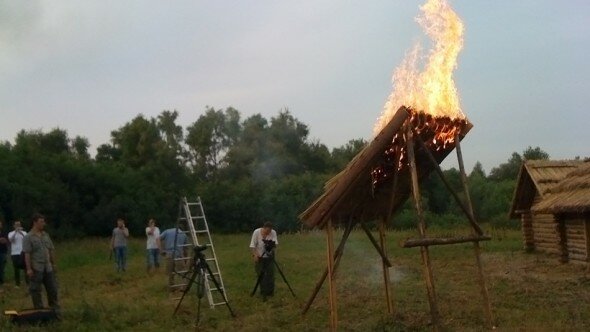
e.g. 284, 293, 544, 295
299, 106, 493, 330
510, 160, 590, 262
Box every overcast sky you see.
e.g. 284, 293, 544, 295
1, 1, 589, 173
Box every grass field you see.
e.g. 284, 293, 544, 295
1, 227, 589, 331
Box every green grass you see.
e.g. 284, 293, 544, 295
1, 228, 589, 331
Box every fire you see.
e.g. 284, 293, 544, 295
374, 0, 465, 134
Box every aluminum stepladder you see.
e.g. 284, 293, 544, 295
172, 196, 231, 310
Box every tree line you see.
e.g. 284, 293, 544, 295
0, 107, 554, 238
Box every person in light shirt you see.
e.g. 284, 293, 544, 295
8, 220, 27, 287
249, 221, 278, 300
145, 218, 161, 274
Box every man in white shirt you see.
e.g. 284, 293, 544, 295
8, 220, 27, 287
145, 218, 161, 274
249, 222, 278, 299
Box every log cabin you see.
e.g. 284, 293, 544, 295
510, 160, 588, 262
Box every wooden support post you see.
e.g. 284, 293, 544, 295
407, 125, 440, 330
413, 133, 484, 236
386, 146, 402, 220
326, 219, 337, 331
455, 133, 494, 328
360, 222, 393, 267
379, 216, 395, 315
303, 219, 355, 315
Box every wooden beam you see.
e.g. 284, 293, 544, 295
360, 222, 392, 267
302, 218, 355, 315
326, 219, 337, 331
379, 217, 394, 315
386, 146, 402, 222
407, 125, 440, 330
402, 235, 491, 248
413, 132, 484, 236
455, 133, 495, 328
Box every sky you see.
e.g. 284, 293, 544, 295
1, 0, 589, 173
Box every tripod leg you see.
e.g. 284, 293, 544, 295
250, 266, 265, 297
273, 259, 296, 298
196, 278, 202, 325
173, 265, 197, 316
203, 261, 236, 317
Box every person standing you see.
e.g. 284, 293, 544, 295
160, 226, 187, 289
8, 220, 27, 287
0, 219, 8, 287
145, 218, 161, 274
249, 222, 278, 300
111, 218, 129, 272
22, 213, 59, 312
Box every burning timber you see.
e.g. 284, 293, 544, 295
299, 105, 472, 229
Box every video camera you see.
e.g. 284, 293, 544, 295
195, 244, 208, 253
193, 244, 208, 259
262, 239, 276, 255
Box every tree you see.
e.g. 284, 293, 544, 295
186, 107, 241, 178
522, 146, 549, 161
157, 110, 185, 160
71, 136, 90, 160
469, 161, 486, 179
488, 152, 522, 182
489, 146, 549, 182
331, 139, 367, 170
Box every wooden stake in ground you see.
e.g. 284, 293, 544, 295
406, 124, 440, 330
302, 218, 355, 315
379, 216, 394, 315
455, 132, 495, 328
326, 219, 337, 331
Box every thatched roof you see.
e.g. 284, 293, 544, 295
509, 160, 583, 218
299, 106, 471, 229
532, 162, 590, 214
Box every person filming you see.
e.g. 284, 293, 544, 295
249, 221, 278, 300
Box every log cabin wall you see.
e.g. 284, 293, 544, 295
531, 193, 560, 255
532, 213, 559, 255
521, 212, 534, 251
565, 218, 588, 262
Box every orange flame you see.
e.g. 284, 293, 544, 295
374, 0, 465, 134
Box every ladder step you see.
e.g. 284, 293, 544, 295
212, 302, 227, 306
194, 230, 208, 234
170, 283, 188, 288
205, 258, 216, 262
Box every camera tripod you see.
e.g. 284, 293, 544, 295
173, 245, 235, 323
250, 252, 296, 298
